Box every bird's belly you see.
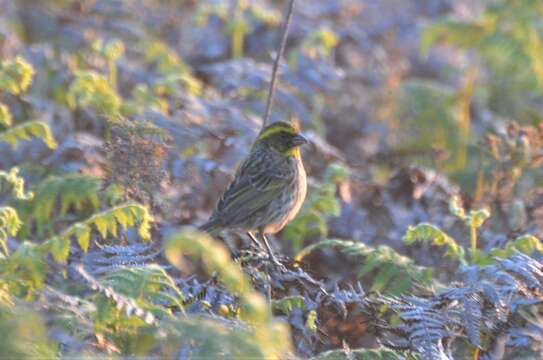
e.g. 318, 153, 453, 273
262, 161, 307, 234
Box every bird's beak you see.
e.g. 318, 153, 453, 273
291, 133, 308, 146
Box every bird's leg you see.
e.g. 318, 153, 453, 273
247, 231, 265, 251
260, 232, 282, 266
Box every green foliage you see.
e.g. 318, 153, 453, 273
79, 263, 184, 353
449, 196, 490, 229
91, 38, 125, 90
143, 40, 202, 96
19, 174, 101, 237
73, 264, 158, 354
91, 38, 125, 63
100, 265, 184, 317
0, 57, 57, 151
421, 0, 543, 121
0, 120, 57, 149
0, 207, 22, 256
0, 281, 13, 307
302, 27, 340, 59
165, 227, 292, 358
0, 203, 153, 299
0, 56, 35, 95
272, 295, 306, 315
483, 234, 543, 263
0, 304, 58, 359
161, 315, 283, 359
0, 167, 34, 200
297, 239, 433, 295
283, 162, 348, 252
405, 196, 541, 265
49, 203, 153, 256
404, 223, 467, 264
0, 241, 49, 298
0, 103, 12, 127
125, 83, 169, 115
67, 70, 122, 118
195, 1, 279, 58
313, 347, 409, 360
0, 168, 31, 256
421, 21, 488, 56
394, 79, 471, 171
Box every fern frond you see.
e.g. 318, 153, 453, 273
0, 304, 57, 359
166, 228, 255, 308
272, 295, 306, 315
380, 253, 543, 357
165, 227, 291, 358
487, 234, 543, 260
496, 254, 542, 290
0, 241, 48, 297
84, 243, 161, 275
0, 167, 33, 200
0, 207, 21, 256
0, 103, 12, 127
0, 56, 35, 95
298, 239, 433, 295
384, 296, 455, 360
100, 264, 184, 315
0, 120, 57, 149
67, 70, 121, 118
403, 223, 466, 264
421, 20, 489, 56
44, 203, 153, 262
73, 264, 156, 324
0, 281, 13, 307
27, 174, 101, 237
143, 40, 202, 96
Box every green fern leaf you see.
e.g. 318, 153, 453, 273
101, 265, 184, 315
421, 20, 489, 56
0, 207, 22, 256
0, 121, 57, 149
297, 239, 433, 295
49, 236, 71, 263
165, 228, 290, 358
272, 295, 306, 315
25, 174, 101, 237
0, 104, 12, 127
0, 57, 35, 95
74, 224, 91, 252
1, 242, 48, 297
66, 70, 121, 118
61, 203, 152, 247
0, 168, 33, 200
404, 223, 466, 264
166, 228, 263, 319
487, 234, 543, 260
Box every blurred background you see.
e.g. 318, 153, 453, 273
2, 0, 542, 261
1, 0, 543, 358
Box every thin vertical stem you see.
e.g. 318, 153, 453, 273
262, 0, 295, 128
470, 225, 477, 263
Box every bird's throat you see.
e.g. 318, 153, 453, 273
285, 146, 301, 158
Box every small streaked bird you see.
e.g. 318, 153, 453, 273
200, 121, 308, 264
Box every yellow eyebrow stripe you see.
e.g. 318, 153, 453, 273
259, 127, 295, 139
257, 123, 298, 140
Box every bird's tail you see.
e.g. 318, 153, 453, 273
198, 218, 222, 236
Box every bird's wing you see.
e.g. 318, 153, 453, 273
215, 150, 291, 226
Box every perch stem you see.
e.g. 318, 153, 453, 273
262, 0, 295, 128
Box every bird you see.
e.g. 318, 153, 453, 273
200, 121, 308, 265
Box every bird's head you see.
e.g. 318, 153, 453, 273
255, 121, 308, 157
